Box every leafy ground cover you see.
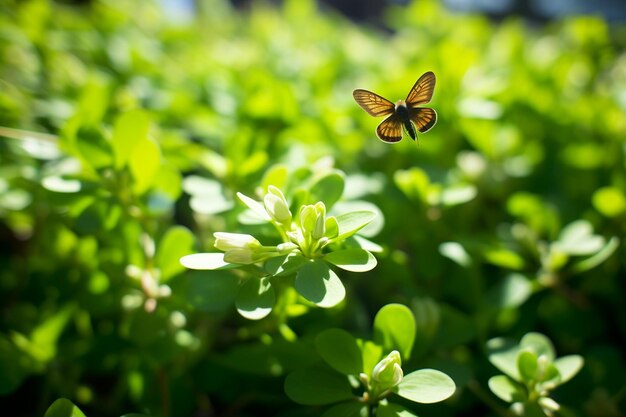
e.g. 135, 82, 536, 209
1, 0, 625, 416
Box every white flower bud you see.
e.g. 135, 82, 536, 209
264, 186, 292, 224
372, 350, 403, 389
214, 232, 261, 251
223, 248, 257, 264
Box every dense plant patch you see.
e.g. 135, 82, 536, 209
1, 0, 625, 416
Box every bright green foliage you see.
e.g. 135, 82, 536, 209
180, 170, 379, 316
0, 0, 623, 415
44, 399, 86, 417
487, 332, 584, 416
284, 304, 455, 414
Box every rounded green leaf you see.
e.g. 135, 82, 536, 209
180, 253, 236, 270
486, 337, 520, 380
373, 304, 416, 360
295, 260, 345, 308
439, 242, 472, 267
487, 375, 526, 403
593, 186, 626, 217
265, 253, 308, 276
324, 248, 377, 272
156, 226, 195, 281
517, 350, 539, 382
111, 109, 151, 169
394, 369, 456, 404
129, 137, 161, 195
334, 211, 376, 242
333, 201, 384, 238
486, 273, 532, 309
44, 398, 86, 417
309, 170, 345, 209
553, 220, 604, 255
315, 329, 363, 375
483, 247, 525, 270
322, 401, 366, 417
520, 333, 555, 361
235, 276, 275, 320
237, 192, 271, 221
360, 341, 382, 379
185, 270, 239, 312
284, 368, 354, 405
553, 355, 584, 383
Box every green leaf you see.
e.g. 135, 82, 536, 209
520, 333, 555, 361
309, 170, 345, 209
486, 337, 520, 380
0, 335, 34, 394
295, 260, 345, 308
235, 276, 275, 320
333, 201, 384, 238
129, 137, 161, 195
361, 340, 383, 377
486, 273, 533, 309
185, 270, 239, 312
393, 369, 456, 404
350, 235, 384, 253
593, 186, 626, 217
44, 398, 86, 417
315, 329, 363, 375
483, 247, 525, 270
553, 220, 604, 255
517, 350, 539, 382
322, 401, 367, 417
156, 226, 195, 281
553, 355, 584, 383
284, 368, 354, 405
572, 236, 619, 273
180, 253, 237, 270
333, 211, 376, 242
373, 304, 416, 360
487, 375, 526, 403
25, 305, 75, 363
439, 242, 472, 267
376, 401, 418, 417
184, 177, 234, 215
441, 184, 477, 206
324, 248, 377, 272
265, 253, 308, 276
237, 192, 271, 221
111, 110, 151, 169
261, 164, 289, 193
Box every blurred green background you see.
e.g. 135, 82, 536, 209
1, 0, 625, 416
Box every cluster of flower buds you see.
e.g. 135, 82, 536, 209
212, 186, 341, 263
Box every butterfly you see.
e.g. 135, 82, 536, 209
353, 71, 437, 143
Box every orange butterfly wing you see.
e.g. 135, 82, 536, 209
405, 71, 436, 106
408, 107, 437, 133
353, 89, 395, 117
376, 114, 403, 143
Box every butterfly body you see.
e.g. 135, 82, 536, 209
353, 71, 437, 143
393, 100, 417, 141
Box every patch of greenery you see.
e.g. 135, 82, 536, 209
1, 0, 624, 416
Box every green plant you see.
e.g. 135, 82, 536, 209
180, 167, 379, 319
284, 304, 456, 416
487, 332, 584, 417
